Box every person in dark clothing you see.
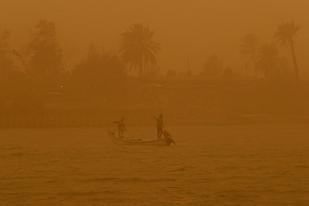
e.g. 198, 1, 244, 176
163, 130, 175, 145
155, 114, 164, 139
114, 117, 126, 138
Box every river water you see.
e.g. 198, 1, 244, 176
1, 125, 309, 205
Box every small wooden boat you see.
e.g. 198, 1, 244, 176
108, 131, 174, 146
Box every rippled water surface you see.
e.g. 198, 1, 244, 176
1, 125, 309, 206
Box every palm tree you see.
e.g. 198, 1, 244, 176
274, 21, 300, 80
120, 24, 160, 76
256, 43, 280, 80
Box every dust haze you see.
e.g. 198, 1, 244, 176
1, 1, 309, 206
1, 0, 309, 74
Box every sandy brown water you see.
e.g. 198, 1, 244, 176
1, 125, 309, 206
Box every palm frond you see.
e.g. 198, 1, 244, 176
120, 24, 160, 76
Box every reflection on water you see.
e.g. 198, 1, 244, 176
1, 126, 309, 206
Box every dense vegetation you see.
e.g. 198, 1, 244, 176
0, 20, 307, 127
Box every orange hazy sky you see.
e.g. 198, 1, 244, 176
0, 0, 308, 75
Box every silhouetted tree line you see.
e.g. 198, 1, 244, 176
0, 20, 306, 127
239, 21, 300, 81
197, 21, 301, 81
0, 21, 162, 111
69, 46, 126, 104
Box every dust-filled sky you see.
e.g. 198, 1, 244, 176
0, 0, 308, 75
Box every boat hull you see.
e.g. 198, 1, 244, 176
108, 131, 172, 146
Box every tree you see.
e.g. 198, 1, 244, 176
71, 46, 126, 103
222, 66, 235, 80
0, 30, 25, 84
0, 31, 15, 76
274, 21, 300, 80
201, 54, 223, 78
240, 34, 259, 77
166, 69, 177, 78
256, 43, 280, 80
27, 20, 64, 88
0, 30, 29, 110
120, 24, 160, 77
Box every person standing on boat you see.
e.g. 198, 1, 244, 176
114, 117, 126, 138
155, 114, 164, 139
